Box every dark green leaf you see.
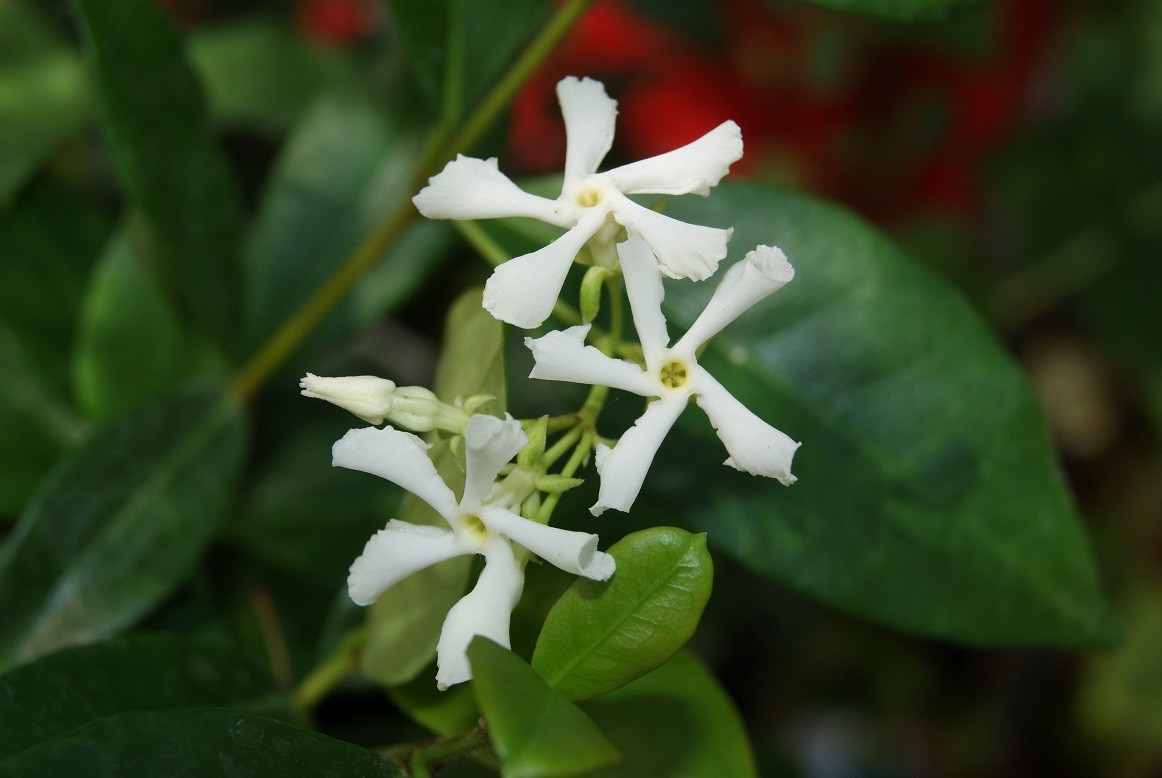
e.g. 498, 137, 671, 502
469, 637, 620, 777
72, 222, 188, 422
0, 175, 110, 393
361, 289, 505, 686
0, 634, 290, 757
0, 386, 247, 670
0, 709, 405, 777
652, 181, 1113, 647
69, 0, 242, 343
0, 1, 87, 202
242, 91, 428, 353
387, 0, 550, 123
232, 422, 400, 587
0, 327, 81, 516
787, 0, 990, 22
188, 18, 357, 134
580, 651, 756, 778
388, 667, 480, 736
532, 528, 713, 701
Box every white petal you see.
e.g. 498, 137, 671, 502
526, 324, 655, 396
483, 211, 605, 328
612, 195, 732, 281
413, 155, 568, 225
693, 367, 799, 485
558, 76, 618, 189
434, 537, 523, 689
478, 506, 615, 581
332, 426, 459, 524
461, 414, 527, 512
591, 395, 687, 516
606, 121, 742, 197
616, 233, 670, 368
347, 520, 469, 606
673, 245, 795, 356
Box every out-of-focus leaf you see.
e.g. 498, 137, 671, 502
69, 0, 242, 344
0, 327, 81, 516
389, 667, 480, 736
0, 1, 87, 202
0, 709, 405, 777
646, 181, 1113, 647
387, 0, 550, 123
469, 637, 620, 778
532, 528, 713, 701
780, 0, 990, 22
72, 222, 186, 422
188, 18, 356, 133
0, 176, 109, 392
581, 651, 756, 778
361, 289, 505, 686
0, 387, 247, 670
0, 634, 292, 757
243, 91, 428, 353
231, 422, 400, 587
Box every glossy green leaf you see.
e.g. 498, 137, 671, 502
0, 387, 247, 670
72, 223, 186, 422
242, 91, 428, 353
532, 528, 713, 701
189, 18, 356, 133
792, 0, 991, 22
580, 651, 756, 778
0, 634, 291, 757
469, 637, 620, 778
389, 667, 480, 737
0, 709, 405, 777
69, 0, 242, 343
387, 0, 550, 122
650, 181, 1113, 647
0, 1, 87, 202
361, 289, 506, 686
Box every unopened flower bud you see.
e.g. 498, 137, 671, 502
389, 386, 469, 434
518, 417, 548, 469
300, 373, 396, 424
534, 474, 585, 494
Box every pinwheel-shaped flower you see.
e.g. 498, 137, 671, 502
335, 414, 615, 688
413, 76, 743, 328
526, 234, 800, 516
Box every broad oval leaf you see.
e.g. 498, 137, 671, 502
0, 386, 247, 670
469, 637, 620, 778
0, 709, 404, 777
0, 634, 290, 757
532, 527, 713, 701
72, 223, 187, 422
69, 0, 242, 345
360, 289, 506, 686
651, 181, 1113, 647
580, 651, 756, 778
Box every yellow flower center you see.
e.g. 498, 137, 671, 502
659, 360, 689, 390
461, 514, 489, 543
575, 187, 604, 208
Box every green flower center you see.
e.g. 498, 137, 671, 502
659, 360, 689, 389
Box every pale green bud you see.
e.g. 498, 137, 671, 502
533, 474, 585, 494
580, 266, 610, 324
299, 373, 396, 424
518, 417, 548, 469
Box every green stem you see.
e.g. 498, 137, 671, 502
412, 723, 491, 774
543, 425, 582, 469
536, 429, 593, 524
229, 0, 594, 400
293, 628, 366, 712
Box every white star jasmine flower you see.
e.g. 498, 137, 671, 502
334, 414, 615, 688
525, 234, 800, 516
413, 76, 743, 328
